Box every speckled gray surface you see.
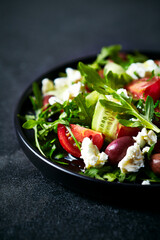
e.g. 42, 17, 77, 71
1, 0, 160, 239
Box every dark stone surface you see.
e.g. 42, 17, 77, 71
1, 0, 160, 239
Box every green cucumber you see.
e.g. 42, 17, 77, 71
104, 61, 125, 75
85, 91, 100, 108
91, 95, 119, 142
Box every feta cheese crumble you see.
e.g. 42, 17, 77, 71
42, 78, 55, 94
45, 68, 84, 102
118, 143, 144, 173
126, 59, 160, 79
141, 180, 150, 185
116, 88, 129, 98
48, 96, 63, 105
62, 81, 84, 101
54, 68, 81, 90
142, 146, 150, 154
80, 137, 108, 169
133, 128, 157, 148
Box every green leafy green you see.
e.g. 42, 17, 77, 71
145, 168, 160, 182
147, 144, 155, 160
104, 71, 132, 90
122, 51, 148, 69
82, 166, 138, 183
82, 167, 104, 180
94, 45, 121, 66
73, 93, 92, 127
22, 119, 39, 129
32, 82, 43, 109
144, 96, 154, 122
90, 45, 122, 69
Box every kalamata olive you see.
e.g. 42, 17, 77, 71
105, 136, 135, 165
150, 153, 160, 175
154, 140, 160, 153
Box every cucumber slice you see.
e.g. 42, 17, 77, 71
85, 91, 100, 108
92, 95, 118, 142
104, 61, 125, 75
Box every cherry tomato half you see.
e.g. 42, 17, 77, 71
57, 124, 104, 158
126, 76, 160, 103
42, 95, 53, 111
117, 124, 140, 138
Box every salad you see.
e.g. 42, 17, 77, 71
22, 45, 160, 185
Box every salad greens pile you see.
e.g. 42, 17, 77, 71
22, 45, 160, 184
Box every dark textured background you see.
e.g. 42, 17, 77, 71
1, 0, 160, 239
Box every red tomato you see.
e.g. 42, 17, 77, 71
42, 95, 53, 110
70, 124, 104, 149
117, 124, 140, 138
154, 60, 160, 66
126, 76, 160, 102
57, 124, 81, 158
57, 124, 104, 158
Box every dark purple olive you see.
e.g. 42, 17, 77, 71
150, 153, 160, 175
105, 136, 135, 165
154, 140, 160, 153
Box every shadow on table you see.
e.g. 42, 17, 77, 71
54, 180, 160, 214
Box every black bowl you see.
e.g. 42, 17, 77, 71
14, 54, 160, 202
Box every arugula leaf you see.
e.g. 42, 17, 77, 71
155, 112, 160, 117
78, 62, 107, 95
117, 119, 142, 128
66, 126, 81, 151
29, 96, 38, 111
78, 62, 160, 133
100, 98, 160, 132
91, 45, 122, 69
103, 172, 117, 182
73, 93, 92, 127
122, 51, 148, 69
22, 119, 39, 129
83, 166, 136, 183
125, 172, 138, 182
32, 82, 43, 109
126, 51, 148, 64
96, 45, 121, 64
82, 167, 104, 180
136, 99, 145, 114
144, 96, 154, 122
154, 100, 160, 109
145, 168, 160, 182
147, 144, 155, 160
105, 71, 132, 90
